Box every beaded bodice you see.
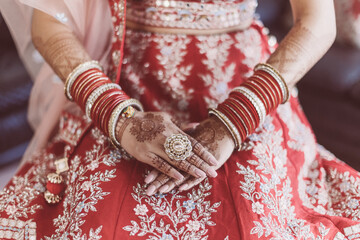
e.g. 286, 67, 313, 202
126, 0, 258, 30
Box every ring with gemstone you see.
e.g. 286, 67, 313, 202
164, 134, 192, 161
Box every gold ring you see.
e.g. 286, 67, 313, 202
164, 134, 192, 161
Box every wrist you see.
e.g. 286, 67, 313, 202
209, 116, 236, 150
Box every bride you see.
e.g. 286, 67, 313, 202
0, 0, 357, 239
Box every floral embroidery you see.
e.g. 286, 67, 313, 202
123, 179, 221, 239
277, 102, 360, 222
0, 218, 37, 239
237, 115, 331, 239
134, 204, 149, 216
234, 27, 263, 75
153, 34, 194, 113
0, 153, 50, 220
122, 30, 150, 99
196, 34, 235, 108
44, 139, 121, 239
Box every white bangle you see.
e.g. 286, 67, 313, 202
64, 61, 103, 101
85, 83, 122, 119
232, 86, 267, 125
108, 99, 144, 148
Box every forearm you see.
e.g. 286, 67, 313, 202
31, 9, 91, 81
267, 0, 336, 88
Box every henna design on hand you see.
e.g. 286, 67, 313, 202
192, 118, 227, 152
187, 153, 204, 168
151, 155, 172, 174
129, 113, 166, 142
32, 32, 90, 81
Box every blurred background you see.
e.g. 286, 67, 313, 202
0, 0, 359, 189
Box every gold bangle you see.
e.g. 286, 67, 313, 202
64, 60, 103, 101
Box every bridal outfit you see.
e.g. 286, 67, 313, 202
0, 0, 359, 239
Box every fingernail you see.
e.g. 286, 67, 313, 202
159, 185, 169, 193
195, 169, 206, 178
207, 168, 218, 178
179, 184, 188, 191
174, 172, 184, 181
145, 175, 155, 184
209, 158, 218, 166
146, 185, 156, 196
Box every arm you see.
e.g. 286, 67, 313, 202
31, 9, 217, 180
145, 0, 337, 195
31, 9, 91, 81
267, 0, 336, 88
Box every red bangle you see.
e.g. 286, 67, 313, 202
242, 81, 269, 113
226, 97, 255, 133
71, 70, 102, 101
218, 103, 247, 141
230, 92, 260, 126
250, 75, 277, 110
256, 71, 283, 106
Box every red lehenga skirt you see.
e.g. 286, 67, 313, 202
0, 20, 359, 240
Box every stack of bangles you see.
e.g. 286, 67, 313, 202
64, 60, 144, 147
209, 63, 289, 150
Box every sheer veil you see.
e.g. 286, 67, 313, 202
0, 0, 113, 163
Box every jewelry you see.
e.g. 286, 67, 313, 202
232, 86, 267, 124
209, 108, 241, 149
109, 99, 144, 148
85, 83, 122, 118
164, 134, 192, 161
121, 106, 136, 118
44, 157, 69, 204
64, 60, 103, 101
254, 63, 289, 103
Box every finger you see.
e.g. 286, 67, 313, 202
189, 137, 218, 166
148, 154, 184, 181
145, 169, 160, 184
179, 176, 206, 192
146, 174, 170, 196
160, 174, 191, 193
187, 153, 217, 178
158, 148, 207, 179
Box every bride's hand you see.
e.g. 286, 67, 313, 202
116, 111, 218, 181
144, 116, 235, 195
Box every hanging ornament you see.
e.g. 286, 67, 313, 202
44, 157, 69, 204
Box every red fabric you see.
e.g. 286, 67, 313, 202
0, 1, 359, 239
